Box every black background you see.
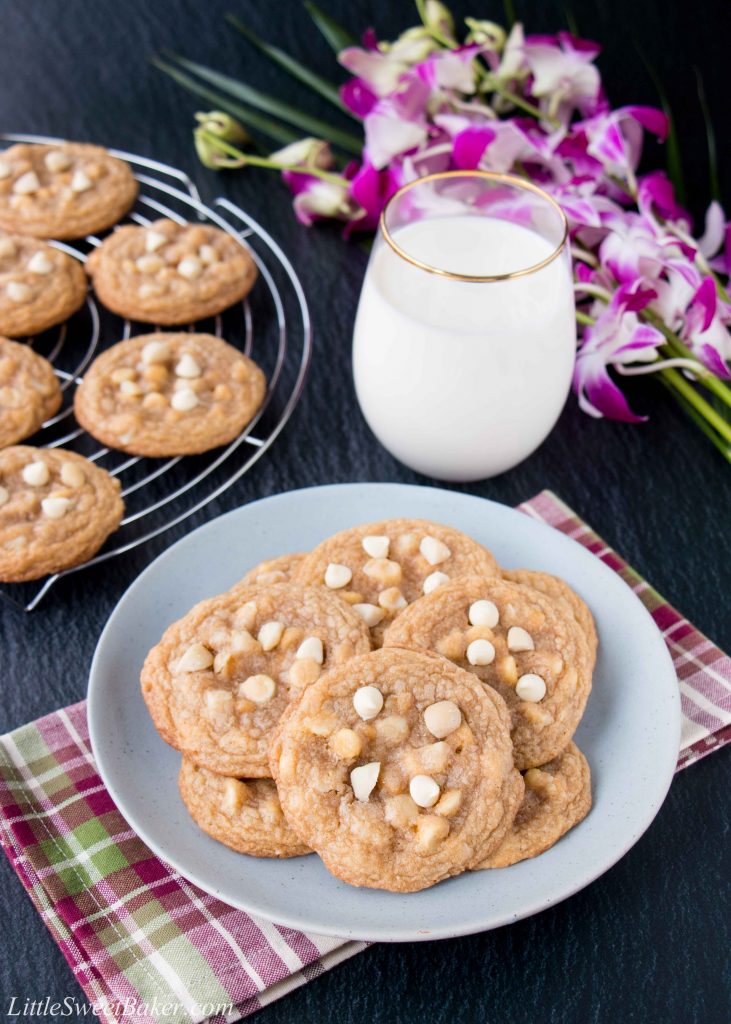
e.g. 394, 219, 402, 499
1, 2, 729, 1022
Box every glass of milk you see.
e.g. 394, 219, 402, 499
352, 171, 575, 481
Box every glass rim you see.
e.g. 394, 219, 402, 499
378, 170, 569, 283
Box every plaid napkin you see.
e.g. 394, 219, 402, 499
0, 490, 728, 1024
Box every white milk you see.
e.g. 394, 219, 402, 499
353, 215, 576, 480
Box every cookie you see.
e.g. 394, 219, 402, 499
503, 568, 598, 659
74, 332, 266, 457
0, 338, 62, 447
0, 142, 137, 240
178, 758, 310, 858
271, 647, 523, 892
295, 518, 499, 647
141, 582, 371, 777
236, 553, 306, 588
0, 234, 87, 337
85, 219, 257, 324
475, 742, 591, 869
383, 576, 593, 770
0, 445, 124, 581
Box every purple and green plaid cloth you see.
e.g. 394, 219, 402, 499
0, 490, 728, 1024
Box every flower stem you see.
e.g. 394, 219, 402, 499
661, 376, 731, 464
493, 85, 561, 127
660, 367, 731, 444
643, 308, 731, 412
197, 130, 350, 185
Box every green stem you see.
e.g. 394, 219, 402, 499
644, 309, 731, 412
660, 368, 731, 444
415, 0, 458, 48
493, 84, 561, 128
663, 379, 731, 464
198, 131, 350, 185
575, 310, 595, 326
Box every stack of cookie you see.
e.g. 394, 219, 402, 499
141, 518, 595, 893
0, 140, 266, 582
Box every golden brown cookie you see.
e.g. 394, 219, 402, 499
85, 219, 257, 324
270, 647, 523, 892
141, 582, 371, 778
0, 142, 137, 239
0, 338, 62, 447
74, 332, 266, 457
178, 758, 310, 858
503, 568, 598, 660
475, 742, 591, 869
383, 575, 593, 770
0, 445, 124, 581
0, 234, 87, 337
295, 518, 499, 646
236, 553, 306, 588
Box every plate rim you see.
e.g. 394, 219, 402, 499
88, 482, 681, 941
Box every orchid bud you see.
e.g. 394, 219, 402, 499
464, 18, 506, 50
193, 127, 247, 169
194, 111, 250, 146
423, 1, 456, 41
387, 26, 440, 64
269, 138, 334, 171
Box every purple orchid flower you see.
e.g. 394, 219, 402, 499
281, 169, 358, 227
574, 281, 664, 421
576, 106, 668, 184
637, 171, 692, 229
599, 210, 687, 284
363, 75, 431, 169
523, 31, 603, 125
679, 277, 731, 378
344, 158, 405, 236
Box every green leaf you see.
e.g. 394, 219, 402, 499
502, 0, 517, 28
226, 14, 355, 117
164, 52, 363, 155
303, 0, 356, 53
694, 67, 721, 202
152, 57, 301, 148
635, 47, 686, 205
563, 4, 579, 36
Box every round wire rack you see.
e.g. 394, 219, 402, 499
0, 133, 312, 611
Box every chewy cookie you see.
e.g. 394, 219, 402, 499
503, 568, 598, 660
383, 576, 593, 770
295, 518, 499, 646
141, 582, 371, 777
74, 332, 266, 457
476, 742, 592, 869
0, 142, 137, 240
0, 338, 62, 447
179, 758, 310, 858
237, 553, 306, 588
270, 647, 524, 892
0, 445, 124, 581
85, 219, 258, 324
0, 234, 87, 337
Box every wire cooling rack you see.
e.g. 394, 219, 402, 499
0, 133, 312, 611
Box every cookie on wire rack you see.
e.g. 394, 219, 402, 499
0, 338, 62, 448
0, 234, 87, 337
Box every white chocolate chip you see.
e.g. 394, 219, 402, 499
70, 170, 92, 193
27, 251, 54, 275
350, 761, 380, 801
0, 236, 16, 257
177, 643, 214, 672
177, 256, 202, 280
330, 728, 362, 759
466, 638, 496, 666
13, 171, 40, 194
362, 534, 389, 558
409, 774, 440, 808
198, 244, 218, 264
170, 388, 199, 412
119, 379, 143, 396
363, 557, 402, 587
7, 281, 32, 303
419, 535, 451, 566
353, 684, 384, 721
324, 562, 352, 589
352, 603, 385, 628
296, 636, 323, 663
423, 700, 462, 739
60, 462, 85, 488
257, 620, 284, 651
423, 571, 449, 595
377, 587, 407, 612
22, 461, 49, 487
516, 673, 547, 702
44, 150, 71, 172
141, 339, 170, 364
145, 230, 167, 253
468, 599, 499, 628
240, 673, 276, 704
41, 496, 71, 519
415, 814, 450, 851
135, 254, 164, 274
175, 353, 201, 379
0, 161, 11, 180
507, 626, 535, 652
0, 486, 8, 506
223, 777, 249, 814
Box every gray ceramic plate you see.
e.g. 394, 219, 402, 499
88, 483, 680, 942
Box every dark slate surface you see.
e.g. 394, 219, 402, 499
0, 2, 729, 1021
